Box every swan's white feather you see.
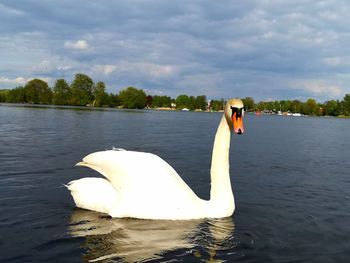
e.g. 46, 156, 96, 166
67, 177, 118, 214
73, 150, 207, 219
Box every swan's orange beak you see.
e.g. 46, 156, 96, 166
232, 113, 244, 135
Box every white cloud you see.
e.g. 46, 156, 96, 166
148, 64, 174, 77
322, 56, 345, 66
93, 63, 176, 77
319, 11, 339, 21
0, 3, 26, 16
144, 89, 164, 95
57, 65, 72, 71
32, 60, 54, 73
28, 77, 52, 84
93, 65, 117, 75
0, 76, 27, 85
0, 76, 53, 87
289, 80, 343, 98
31, 59, 73, 74
64, 39, 89, 50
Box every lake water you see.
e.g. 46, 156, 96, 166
1, 104, 350, 262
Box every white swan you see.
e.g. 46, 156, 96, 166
67, 98, 245, 220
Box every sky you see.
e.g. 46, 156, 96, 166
1, 0, 350, 102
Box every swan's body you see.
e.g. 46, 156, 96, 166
67, 99, 244, 220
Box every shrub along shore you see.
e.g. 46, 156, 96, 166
1, 73, 350, 116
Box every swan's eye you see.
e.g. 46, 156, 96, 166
230, 106, 243, 118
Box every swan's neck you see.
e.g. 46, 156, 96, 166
208, 114, 234, 216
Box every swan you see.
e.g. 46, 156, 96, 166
67, 98, 245, 220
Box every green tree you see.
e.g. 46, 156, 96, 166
279, 100, 291, 112
0, 89, 9, 102
152, 95, 172, 108
70, 73, 94, 106
256, 101, 268, 111
6, 87, 25, 103
323, 100, 340, 116
194, 95, 207, 110
92, 81, 107, 107
175, 94, 190, 110
210, 99, 225, 111
342, 94, 350, 115
146, 95, 153, 108
242, 97, 255, 111
119, 87, 147, 109
303, 98, 319, 115
290, 100, 303, 113
188, 96, 196, 110
109, 93, 122, 107
24, 79, 52, 104
52, 79, 70, 105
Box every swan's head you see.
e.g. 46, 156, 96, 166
225, 98, 244, 134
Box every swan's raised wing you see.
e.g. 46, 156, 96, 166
67, 177, 119, 213
76, 150, 203, 218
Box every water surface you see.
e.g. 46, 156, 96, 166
1, 104, 350, 262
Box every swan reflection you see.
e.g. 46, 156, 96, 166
68, 209, 235, 262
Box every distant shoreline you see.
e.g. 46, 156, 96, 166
0, 102, 224, 113
2, 74, 350, 117
2, 102, 349, 118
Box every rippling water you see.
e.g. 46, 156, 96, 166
1, 104, 350, 262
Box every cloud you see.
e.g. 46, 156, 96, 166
1, 0, 350, 101
0, 76, 27, 85
57, 65, 72, 71
0, 2, 25, 16
288, 79, 344, 99
92, 62, 177, 78
0, 76, 53, 87
323, 57, 343, 66
64, 40, 89, 50
32, 59, 73, 74
92, 65, 117, 75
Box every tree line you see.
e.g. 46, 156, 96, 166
242, 96, 350, 117
1, 73, 350, 116
0, 74, 209, 110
